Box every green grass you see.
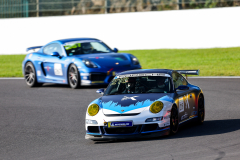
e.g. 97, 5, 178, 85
0, 47, 240, 77
123, 47, 240, 76
0, 55, 26, 77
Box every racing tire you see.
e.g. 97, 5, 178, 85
197, 94, 205, 125
68, 64, 81, 89
170, 105, 179, 135
24, 62, 41, 87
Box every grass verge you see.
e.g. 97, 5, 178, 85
0, 47, 239, 77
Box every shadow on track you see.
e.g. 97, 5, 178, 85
93, 119, 240, 144
39, 83, 108, 89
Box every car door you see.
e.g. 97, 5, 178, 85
41, 43, 67, 82
172, 72, 195, 122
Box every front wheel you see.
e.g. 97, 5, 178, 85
68, 64, 81, 89
24, 62, 41, 87
170, 105, 179, 135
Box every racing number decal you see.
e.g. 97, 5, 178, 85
179, 94, 190, 113
54, 63, 63, 76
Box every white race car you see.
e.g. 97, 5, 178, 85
85, 69, 204, 140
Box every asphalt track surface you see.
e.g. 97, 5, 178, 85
1, 78, 240, 160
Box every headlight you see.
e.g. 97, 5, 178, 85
149, 101, 163, 113
130, 55, 139, 65
82, 59, 98, 68
87, 103, 99, 116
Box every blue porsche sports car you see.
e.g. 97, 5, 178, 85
22, 38, 141, 88
85, 69, 204, 140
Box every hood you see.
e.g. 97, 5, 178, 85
73, 53, 131, 68
101, 93, 173, 114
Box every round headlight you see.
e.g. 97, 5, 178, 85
150, 101, 163, 113
87, 104, 99, 116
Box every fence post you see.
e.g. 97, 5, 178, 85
105, 0, 108, 14
36, 0, 39, 17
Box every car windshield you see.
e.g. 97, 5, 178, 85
64, 41, 112, 56
104, 76, 173, 95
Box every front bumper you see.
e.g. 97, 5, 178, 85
80, 66, 141, 86
85, 125, 170, 141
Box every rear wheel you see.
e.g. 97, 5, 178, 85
68, 64, 80, 89
170, 105, 179, 135
197, 94, 205, 124
24, 62, 41, 87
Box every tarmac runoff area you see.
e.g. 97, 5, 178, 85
0, 78, 240, 160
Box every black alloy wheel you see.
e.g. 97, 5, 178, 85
170, 105, 179, 135
24, 62, 41, 87
68, 64, 80, 89
197, 94, 205, 124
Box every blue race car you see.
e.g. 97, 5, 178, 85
85, 69, 204, 140
22, 38, 141, 88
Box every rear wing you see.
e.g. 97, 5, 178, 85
26, 46, 42, 52
176, 70, 200, 79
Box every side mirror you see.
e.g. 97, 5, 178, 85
96, 88, 104, 95
113, 48, 118, 53
176, 85, 189, 91
51, 52, 60, 57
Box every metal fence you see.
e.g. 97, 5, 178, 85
0, 0, 240, 18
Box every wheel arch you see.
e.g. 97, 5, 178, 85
197, 92, 205, 108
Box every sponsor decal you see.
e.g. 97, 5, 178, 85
179, 94, 190, 113
54, 63, 63, 76
91, 81, 104, 83
121, 96, 139, 101
63, 80, 66, 83
108, 121, 132, 128
72, 58, 75, 61
44, 66, 51, 71
115, 62, 119, 65
116, 73, 170, 79
179, 97, 184, 113
64, 64, 67, 68
29, 54, 32, 59
181, 112, 188, 120
37, 70, 41, 76
164, 122, 170, 127
191, 111, 197, 116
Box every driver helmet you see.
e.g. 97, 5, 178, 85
125, 78, 136, 91
157, 78, 165, 88
82, 43, 92, 54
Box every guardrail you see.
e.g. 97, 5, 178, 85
0, 0, 240, 18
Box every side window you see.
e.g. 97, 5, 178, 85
43, 43, 64, 56
172, 72, 187, 89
